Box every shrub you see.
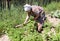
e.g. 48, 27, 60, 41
44, 2, 60, 12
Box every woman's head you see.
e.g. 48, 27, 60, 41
24, 4, 32, 12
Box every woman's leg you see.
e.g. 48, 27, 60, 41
37, 22, 43, 33
36, 13, 45, 33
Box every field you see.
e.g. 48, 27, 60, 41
0, 2, 60, 41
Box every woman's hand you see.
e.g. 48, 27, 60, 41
34, 18, 37, 20
30, 17, 36, 21
34, 14, 39, 20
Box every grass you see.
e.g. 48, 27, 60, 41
44, 2, 60, 13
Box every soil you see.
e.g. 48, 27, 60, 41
0, 34, 10, 41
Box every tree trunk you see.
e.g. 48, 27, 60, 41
2, 0, 6, 9
0, 0, 2, 10
7, 0, 11, 10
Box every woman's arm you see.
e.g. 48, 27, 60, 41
23, 13, 30, 25
15, 13, 30, 27
34, 14, 39, 20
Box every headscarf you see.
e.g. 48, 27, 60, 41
24, 4, 32, 12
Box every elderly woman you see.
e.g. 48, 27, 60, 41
16, 4, 46, 33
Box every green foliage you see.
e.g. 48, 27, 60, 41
51, 10, 60, 18
55, 23, 60, 33
44, 2, 60, 12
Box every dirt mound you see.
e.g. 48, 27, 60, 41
46, 14, 60, 26
0, 34, 10, 41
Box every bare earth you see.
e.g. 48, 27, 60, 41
46, 14, 60, 27
0, 34, 10, 41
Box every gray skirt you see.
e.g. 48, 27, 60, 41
36, 12, 46, 24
